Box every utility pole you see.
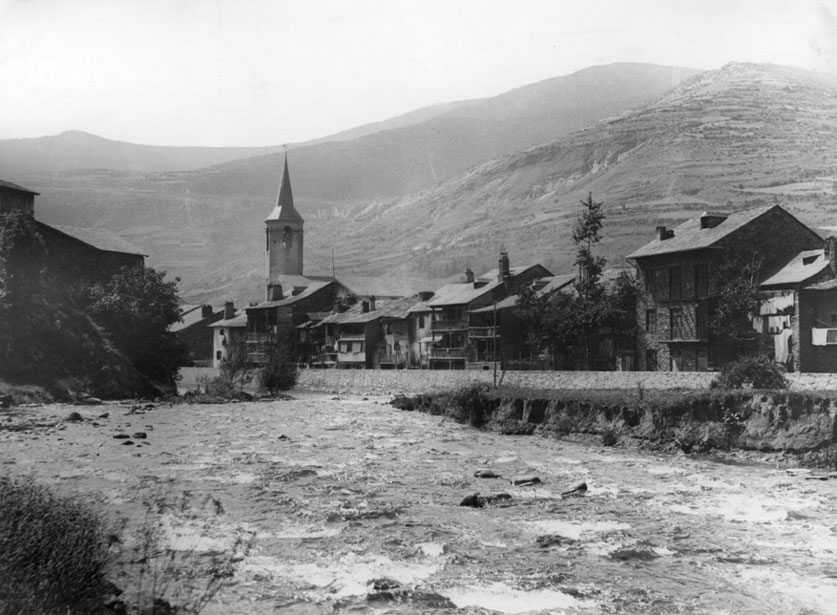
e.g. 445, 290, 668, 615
493, 299, 498, 387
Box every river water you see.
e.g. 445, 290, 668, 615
2, 393, 836, 614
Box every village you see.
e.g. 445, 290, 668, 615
5, 149, 837, 380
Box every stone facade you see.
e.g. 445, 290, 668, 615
633, 206, 823, 371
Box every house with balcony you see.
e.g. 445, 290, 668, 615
425, 254, 551, 369
316, 296, 425, 368
245, 275, 352, 363
628, 205, 823, 371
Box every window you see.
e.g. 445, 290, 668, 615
668, 267, 682, 299
696, 302, 708, 340
670, 307, 684, 340
216, 351, 222, 360
695, 264, 708, 298
646, 349, 658, 371
827, 330, 837, 344
645, 310, 657, 334
644, 268, 656, 294
419, 314, 425, 328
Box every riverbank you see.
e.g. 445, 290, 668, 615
1, 392, 835, 614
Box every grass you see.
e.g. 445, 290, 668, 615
0, 475, 112, 615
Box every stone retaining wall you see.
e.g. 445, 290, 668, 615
180, 366, 837, 397
296, 369, 837, 396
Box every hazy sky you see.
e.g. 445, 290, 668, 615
2, 0, 836, 146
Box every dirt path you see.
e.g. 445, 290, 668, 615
2, 393, 836, 614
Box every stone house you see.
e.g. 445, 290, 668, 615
1, 179, 145, 287
209, 302, 247, 368
425, 254, 551, 370
170, 304, 225, 366
628, 205, 823, 371
759, 236, 837, 372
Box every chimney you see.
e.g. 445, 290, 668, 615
268, 284, 283, 301
369, 296, 376, 311
465, 268, 474, 283
499, 252, 510, 281
224, 301, 235, 320
656, 226, 667, 241
826, 236, 837, 273
362, 300, 370, 313
201, 305, 213, 318
700, 211, 728, 229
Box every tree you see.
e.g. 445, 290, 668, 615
218, 340, 253, 391
88, 266, 187, 384
258, 342, 297, 394
708, 249, 766, 364
516, 193, 638, 369
0, 211, 48, 368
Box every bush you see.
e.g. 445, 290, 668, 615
258, 343, 297, 395
713, 355, 788, 390
448, 384, 494, 427
0, 475, 112, 615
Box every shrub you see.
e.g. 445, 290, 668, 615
0, 475, 112, 615
713, 355, 788, 390
601, 426, 620, 447
448, 384, 493, 427
258, 343, 297, 395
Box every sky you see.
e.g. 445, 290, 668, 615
2, 0, 837, 147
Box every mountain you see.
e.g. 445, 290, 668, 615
319, 62, 837, 279
0, 130, 292, 174
12, 63, 700, 303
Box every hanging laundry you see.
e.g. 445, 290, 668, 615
811, 328, 830, 346
774, 329, 792, 363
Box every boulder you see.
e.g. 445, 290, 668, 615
510, 475, 542, 486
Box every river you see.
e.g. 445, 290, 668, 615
1, 392, 836, 614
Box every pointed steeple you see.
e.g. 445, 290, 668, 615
265, 152, 303, 223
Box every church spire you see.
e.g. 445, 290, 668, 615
265, 150, 303, 223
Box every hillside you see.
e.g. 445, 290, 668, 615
13, 63, 699, 303
0, 130, 290, 174
317, 62, 837, 279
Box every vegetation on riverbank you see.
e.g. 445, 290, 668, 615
391, 383, 837, 460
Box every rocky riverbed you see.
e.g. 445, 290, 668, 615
2, 393, 836, 614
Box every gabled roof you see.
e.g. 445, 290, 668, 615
170, 305, 223, 333
44, 223, 146, 256
478, 264, 545, 282
534, 273, 576, 294
627, 205, 776, 259
0, 179, 39, 195
209, 310, 247, 328
319, 296, 420, 325
426, 278, 503, 308
761, 249, 831, 288
338, 275, 441, 298
265, 153, 303, 223
248, 280, 332, 310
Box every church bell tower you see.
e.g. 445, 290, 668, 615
265, 152, 304, 300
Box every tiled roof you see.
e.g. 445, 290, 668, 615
249, 280, 332, 309
426, 279, 503, 307
209, 310, 247, 328
46, 224, 146, 256
627, 206, 775, 259
171, 305, 223, 332
338, 275, 442, 298
535, 273, 576, 294
469, 294, 519, 313
0, 179, 39, 195
761, 250, 831, 288
319, 296, 420, 325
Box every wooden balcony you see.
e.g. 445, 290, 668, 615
468, 326, 500, 338
247, 333, 277, 343
337, 352, 366, 363
431, 320, 468, 332
430, 348, 466, 360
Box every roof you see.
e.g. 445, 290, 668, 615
761, 250, 831, 288
248, 280, 332, 310
320, 296, 420, 325
265, 153, 303, 223
426, 279, 503, 307
478, 264, 540, 282
209, 310, 247, 328
469, 294, 519, 313
0, 179, 39, 195
45, 223, 146, 256
627, 206, 775, 259
535, 273, 576, 294
338, 275, 442, 298
170, 305, 223, 332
